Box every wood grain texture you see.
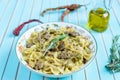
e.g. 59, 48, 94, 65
0, 0, 120, 80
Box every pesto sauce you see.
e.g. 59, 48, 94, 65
88, 8, 110, 32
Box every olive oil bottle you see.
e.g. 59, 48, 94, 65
88, 8, 110, 32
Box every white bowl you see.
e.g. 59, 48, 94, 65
16, 22, 97, 78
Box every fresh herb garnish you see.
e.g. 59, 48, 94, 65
53, 24, 59, 27
105, 35, 120, 72
43, 34, 68, 56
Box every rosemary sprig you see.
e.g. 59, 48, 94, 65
43, 34, 68, 56
105, 35, 120, 72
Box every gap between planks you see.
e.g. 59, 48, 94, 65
0, 0, 18, 47
0, 0, 19, 79
15, 0, 35, 79
0, 0, 10, 22
1, 0, 27, 80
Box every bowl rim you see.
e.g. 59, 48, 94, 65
16, 22, 98, 78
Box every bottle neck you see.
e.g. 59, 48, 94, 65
94, 0, 112, 10
95, 0, 105, 9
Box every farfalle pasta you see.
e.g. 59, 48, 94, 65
21, 27, 93, 74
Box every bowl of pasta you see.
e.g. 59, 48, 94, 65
16, 22, 97, 78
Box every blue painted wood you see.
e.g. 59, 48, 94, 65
85, 59, 100, 80
44, 77, 58, 80
77, 0, 99, 80
0, 0, 26, 79
85, 4, 116, 79
1, 40, 19, 80
28, 1, 50, 80
100, 2, 120, 80
16, 0, 42, 80
58, 0, 71, 80
0, 0, 120, 80
26, 1, 52, 80
16, 63, 30, 80
109, 0, 120, 79
30, 72, 43, 80
80, 0, 102, 80
109, 10, 120, 36
24, 0, 43, 80
60, 76, 71, 80
48, 0, 59, 22
28, 0, 42, 29
66, 0, 78, 24
44, 1, 58, 80
93, 32, 115, 80
39, 0, 50, 23
66, 0, 86, 80
0, 0, 33, 80
112, 0, 120, 22
0, 0, 2, 3
0, 0, 18, 45
85, 0, 116, 80
57, 0, 68, 22
88, 1, 116, 80
0, 0, 9, 21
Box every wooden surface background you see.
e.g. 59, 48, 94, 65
0, 0, 120, 80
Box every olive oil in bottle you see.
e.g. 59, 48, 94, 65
88, 8, 110, 32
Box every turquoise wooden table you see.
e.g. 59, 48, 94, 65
0, 0, 120, 80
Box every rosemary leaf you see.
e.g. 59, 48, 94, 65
105, 35, 120, 72
43, 34, 68, 56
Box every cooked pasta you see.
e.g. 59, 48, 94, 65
21, 27, 93, 75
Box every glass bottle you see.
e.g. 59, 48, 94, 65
88, 0, 112, 32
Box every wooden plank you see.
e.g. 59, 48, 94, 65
66, 0, 86, 80
85, 0, 116, 80
0, 40, 19, 80
112, 0, 120, 24
29, 0, 50, 80
0, 0, 40, 80
89, 0, 116, 80
30, 72, 43, 80
118, 0, 120, 5
16, 63, 30, 80
3, 0, 44, 79
28, 0, 43, 29
102, 0, 120, 80
39, 0, 50, 23
15, 0, 42, 80
58, 0, 72, 80
99, 26, 116, 80
79, 0, 101, 80
26, 0, 44, 80
85, 7, 115, 80
66, 0, 78, 24
44, 78, 58, 80
48, 0, 59, 22
0, 0, 2, 3
99, 1, 116, 80
108, 0, 120, 79
0, 0, 18, 46
72, 1, 87, 80
0, 0, 9, 21
58, 0, 68, 22
94, 31, 115, 80
0, 0, 27, 80
0, 0, 119, 80
109, 8, 120, 35
44, 0, 58, 80
60, 77, 72, 80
